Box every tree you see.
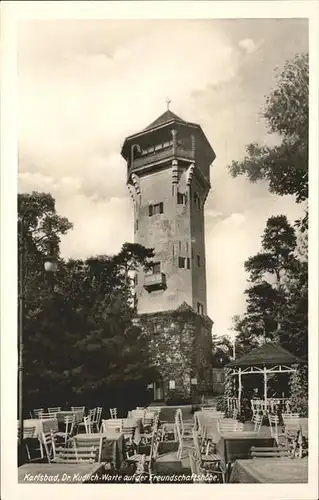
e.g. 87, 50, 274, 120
232, 215, 307, 357
19, 192, 156, 414
229, 53, 308, 204
228, 54, 309, 358
211, 334, 233, 367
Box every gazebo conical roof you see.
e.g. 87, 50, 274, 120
226, 342, 303, 368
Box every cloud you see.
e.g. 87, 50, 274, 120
238, 38, 262, 54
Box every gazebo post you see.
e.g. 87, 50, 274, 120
238, 368, 242, 413
263, 366, 267, 405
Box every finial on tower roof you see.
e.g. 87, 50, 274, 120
165, 97, 171, 111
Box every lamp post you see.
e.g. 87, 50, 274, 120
18, 217, 58, 448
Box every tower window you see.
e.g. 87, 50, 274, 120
149, 202, 164, 216
134, 274, 138, 285
178, 257, 186, 268
197, 255, 201, 267
178, 257, 190, 269
152, 262, 161, 274
194, 192, 201, 209
197, 302, 204, 315
177, 192, 186, 205
135, 219, 139, 231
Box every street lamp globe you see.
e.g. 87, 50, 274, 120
44, 256, 58, 273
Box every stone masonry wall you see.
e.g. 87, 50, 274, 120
135, 305, 213, 399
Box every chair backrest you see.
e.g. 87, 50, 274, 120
251, 446, 290, 459
33, 408, 44, 418
143, 412, 154, 426
252, 414, 263, 433
89, 408, 97, 420
94, 407, 103, 425
110, 408, 118, 419
41, 412, 58, 419
130, 409, 145, 422
40, 430, 55, 462
101, 418, 123, 433
192, 428, 202, 460
19, 425, 36, 439
268, 414, 279, 438
232, 408, 239, 420
282, 413, 300, 430
72, 435, 103, 462
53, 438, 97, 464
122, 419, 135, 435
63, 414, 75, 436
71, 406, 85, 416
82, 415, 92, 433
217, 418, 238, 433
48, 407, 61, 413
189, 450, 199, 476
152, 414, 159, 431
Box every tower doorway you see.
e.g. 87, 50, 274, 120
153, 380, 164, 401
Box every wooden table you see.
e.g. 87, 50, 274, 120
18, 463, 105, 483
229, 458, 308, 483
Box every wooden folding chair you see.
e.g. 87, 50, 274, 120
252, 414, 263, 433
109, 408, 118, 419
192, 428, 226, 483
122, 420, 135, 445
101, 418, 123, 434
217, 418, 239, 433
268, 414, 287, 447
91, 407, 103, 432
176, 419, 193, 460
72, 434, 104, 462
33, 408, 44, 419
55, 415, 75, 446
52, 438, 96, 464
71, 406, 85, 420
40, 430, 57, 462
18, 425, 38, 461
77, 415, 94, 434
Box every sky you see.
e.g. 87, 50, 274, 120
18, 18, 308, 338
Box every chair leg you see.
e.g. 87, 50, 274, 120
25, 443, 31, 461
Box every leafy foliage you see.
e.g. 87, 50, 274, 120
211, 334, 233, 367
289, 364, 308, 416
19, 192, 156, 415
233, 216, 308, 358
229, 53, 308, 203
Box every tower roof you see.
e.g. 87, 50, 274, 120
144, 110, 186, 131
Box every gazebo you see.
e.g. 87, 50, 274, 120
225, 342, 305, 413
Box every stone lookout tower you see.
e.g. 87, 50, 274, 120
121, 107, 215, 401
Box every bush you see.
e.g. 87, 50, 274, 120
289, 364, 308, 417
215, 395, 227, 412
